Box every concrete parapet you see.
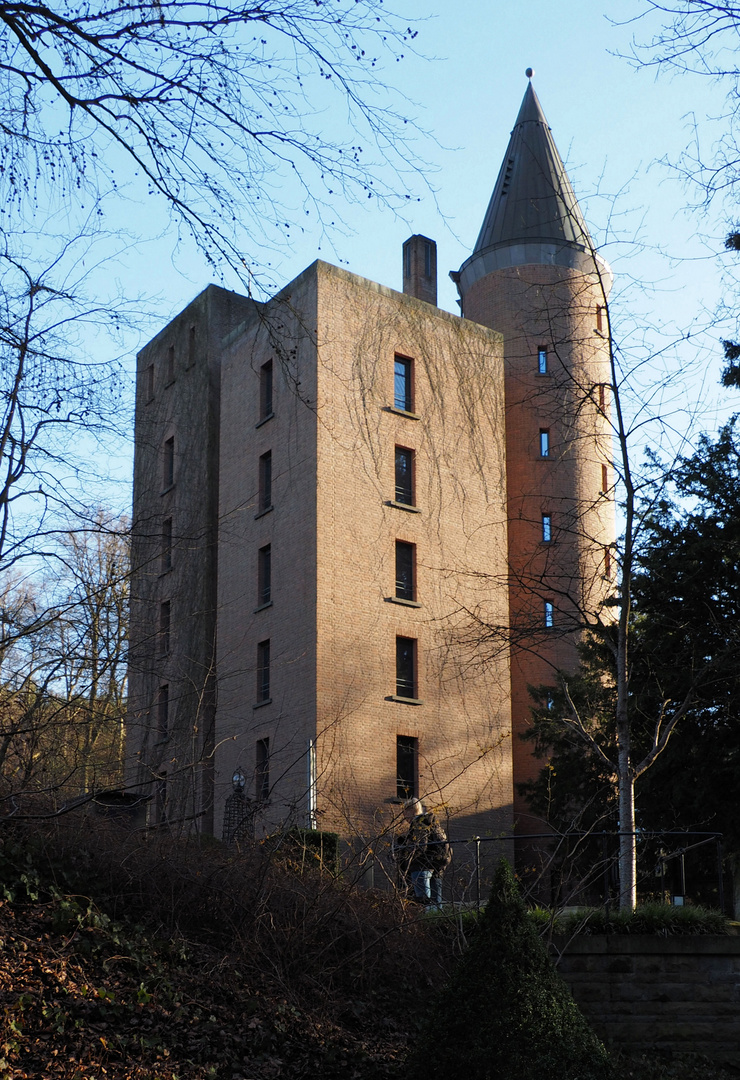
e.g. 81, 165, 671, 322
553, 935, 740, 1061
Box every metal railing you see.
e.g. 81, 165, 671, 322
395, 829, 725, 914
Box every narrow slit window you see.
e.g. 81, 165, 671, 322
601, 464, 608, 494
396, 735, 418, 799
395, 540, 415, 601
257, 639, 270, 701
162, 517, 173, 572
394, 356, 412, 412
538, 347, 548, 375
395, 446, 414, 505
187, 324, 196, 369
542, 514, 552, 543
258, 544, 271, 606
157, 684, 169, 740
155, 772, 167, 823
396, 636, 417, 699
260, 360, 273, 419
596, 305, 604, 333
544, 601, 554, 628
539, 429, 550, 458
598, 383, 606, 411
259, 451, 272, 512
604, 546, 612, 580
256, 737, 270, 801
163, 436, 174, 489
159, 600, 171, 655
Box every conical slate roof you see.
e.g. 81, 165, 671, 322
472, 82, 593, 254
454, 80, 611, 298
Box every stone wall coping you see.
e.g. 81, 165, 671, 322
552, 934, 740, 957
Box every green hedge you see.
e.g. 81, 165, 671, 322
410, 860, 612, 1080
444, 901, 730, 940
530, 902, 731, 936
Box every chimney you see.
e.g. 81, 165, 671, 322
402, 235, 437, 306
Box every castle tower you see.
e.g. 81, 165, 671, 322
452, 77, 616, 848
127, 263, 514, 859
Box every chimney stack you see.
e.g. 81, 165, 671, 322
402, 235, 437, 306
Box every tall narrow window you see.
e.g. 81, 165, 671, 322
256, 738, 270, 801
157, 684, 169, 740
159, 600, 171, 655
395, 541, 415, 601
544, 601, 554, 628
596, 304, 604, 333
396, 636, 417, 699
166, 344, 175, 384
396, 735, 418, 799
394, 355, 412, 412
163, 436, 174, 489
155, 772, 167, 823
538, 347, 548, 374
395, 446, 414, 505
601, 464, 608, 494
260, 359, 273, 420
146, 363, 155, 401
258, 544, 272, 606
541, 514, 552, 543
187, 324, 196, 369
162, 517, 173, 572
598, 383, 606, 411
259, 451, 272, 512
539, 429, 550, 458
257, 639, 270, 701
604, 546, 612, 580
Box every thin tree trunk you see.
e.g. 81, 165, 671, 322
617, 764, 636, 909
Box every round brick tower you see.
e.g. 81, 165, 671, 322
452, 78, 616, 855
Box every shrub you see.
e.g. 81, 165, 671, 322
279, 828, 341, 875
410, 859, 613, 1080
447, 902, 730, 941
554, 903, 730, 937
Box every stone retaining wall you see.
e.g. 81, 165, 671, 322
554, 936, 740, 1060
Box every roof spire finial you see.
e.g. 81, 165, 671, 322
525, 67, 534, 79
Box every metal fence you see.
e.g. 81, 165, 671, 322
398, 830, 725, 914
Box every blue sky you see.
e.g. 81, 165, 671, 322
89, 1, 740, 495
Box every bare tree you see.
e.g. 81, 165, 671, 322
0, 512, 129, 814
0, 0, 426, 283
0, 228, 136, 576
54, 512, 129, 794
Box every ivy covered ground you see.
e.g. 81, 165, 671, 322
0, 821, 737, 1080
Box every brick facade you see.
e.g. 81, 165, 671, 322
128, 264, 514, 846
126, 81, 617, 863
461, 263, 615, 833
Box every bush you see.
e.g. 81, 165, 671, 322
449, 902, 730, 941
553, 903, 730, 937
279, 827, 341, 875
410, 859, 613, 1080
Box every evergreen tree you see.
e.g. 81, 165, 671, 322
520, 418, 740, 909
411, 860, 612, 1080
